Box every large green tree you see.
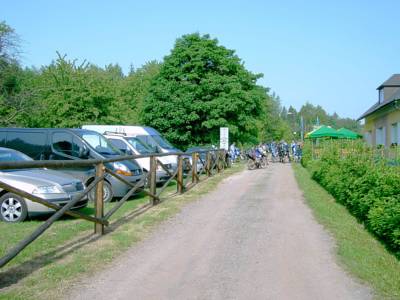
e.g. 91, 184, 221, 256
118, 61, 160, 124
0, 21, 32, 126
142, 33, 266, 148
25, 53, 117, 127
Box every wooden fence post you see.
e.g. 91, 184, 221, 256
95, 163, 105, 235
177, 155, 184, 194
206, 152, 211, 177
217, 151, 222, 173
192, 152, 198, 184
149, 155, 157, 205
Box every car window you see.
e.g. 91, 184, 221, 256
135, 135, 157, 151
0, 149, 32, 162
151, 135, 175, 150
52, 132, 83, 158
0, 132, 6, 145
125, 137, 152, 153
81, 132, 119, 155
108, 138, 128, 151
7, 131, 47, 159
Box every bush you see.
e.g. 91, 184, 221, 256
303, 140, 400, 256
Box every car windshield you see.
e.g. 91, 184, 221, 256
151, 135, 175, 150
81, 133, 120, 155
125, 137, 152, 154
0, 149, 33, 162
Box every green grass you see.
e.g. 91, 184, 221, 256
0, 164, 244, 300
292, 163, 400, 299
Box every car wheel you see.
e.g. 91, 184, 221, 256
88, 181, 114, 203
0, 193, 28, 222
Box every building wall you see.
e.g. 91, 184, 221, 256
382, 87, 400, 102
364, 107, 400, 147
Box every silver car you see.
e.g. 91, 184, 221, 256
0, 148, 88, 222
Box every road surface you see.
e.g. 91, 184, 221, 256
69, 163, 371, 300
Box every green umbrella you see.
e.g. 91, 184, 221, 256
306, 125, 343, 139
337, 128, 363, 139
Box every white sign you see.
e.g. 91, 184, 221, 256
220, 127, 229, 150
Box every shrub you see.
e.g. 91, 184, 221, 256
303, 140, 400, 256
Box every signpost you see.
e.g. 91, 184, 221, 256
220, 127, 229, 150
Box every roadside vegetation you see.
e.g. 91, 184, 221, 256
302, 140, 400, 256
293, 163, 400, 299
0, 163, 244, 300
295, 140, 400, 298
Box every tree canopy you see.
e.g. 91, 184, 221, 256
142, 33, 267, 148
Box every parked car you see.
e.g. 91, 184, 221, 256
103, 132, 171, 184
0, 128, 144, 202
0, 147, 88, 222
82, 125, 192, 172
185, 146, 213, 173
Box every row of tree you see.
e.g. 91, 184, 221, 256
0, 21, 360, 149
282, 103, 361, 141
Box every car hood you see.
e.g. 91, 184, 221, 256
158, 155, 178, 165
102, 154, 141, 171
0, 169, 79, 187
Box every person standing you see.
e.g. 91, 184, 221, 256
230, 142, 236, 162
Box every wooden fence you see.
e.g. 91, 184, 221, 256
0, 149, 228, 268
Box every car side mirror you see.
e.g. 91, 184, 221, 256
126, 149, 133, 156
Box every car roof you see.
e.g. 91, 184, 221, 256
0, 147, 19, 152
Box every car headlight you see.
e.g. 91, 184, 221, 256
113, 162, 132, 176
32, 185, 64, 194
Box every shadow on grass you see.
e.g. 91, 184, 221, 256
0, 196, 154, 289
0, 172, 229, 289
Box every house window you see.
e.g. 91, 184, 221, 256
391, 123, 399, 146
364, 131, 372, 145
376, 127, 386, 146
379, 89, 384, 103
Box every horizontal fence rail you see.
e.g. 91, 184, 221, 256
0, 149, 229, 268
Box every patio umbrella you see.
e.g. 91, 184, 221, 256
337, 128, 363, 139
306, 125, 343, 139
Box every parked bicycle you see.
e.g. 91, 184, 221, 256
246, 150, 268, 170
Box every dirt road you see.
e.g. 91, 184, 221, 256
69, 164, 371, 300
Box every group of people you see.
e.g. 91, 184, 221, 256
268, 141, 303, 162
229, 140, 303, 164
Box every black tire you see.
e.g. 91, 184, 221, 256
88, 181, 114, 203
247, 159, 256, 170
261, 158, 268, 168
0, 193, 28, 222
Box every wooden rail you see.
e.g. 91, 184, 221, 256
0, 149, 228, 268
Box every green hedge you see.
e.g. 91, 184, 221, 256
302, 141, 400, 256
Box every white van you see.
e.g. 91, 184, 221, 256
82, 125, 181, 171
101, 132, 171, 184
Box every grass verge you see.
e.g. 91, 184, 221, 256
0, 163, 245, 300
292, 163, 400, 299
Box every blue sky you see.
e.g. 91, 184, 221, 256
2, 0, 400, 119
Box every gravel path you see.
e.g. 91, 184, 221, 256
69, 163, 371, 300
